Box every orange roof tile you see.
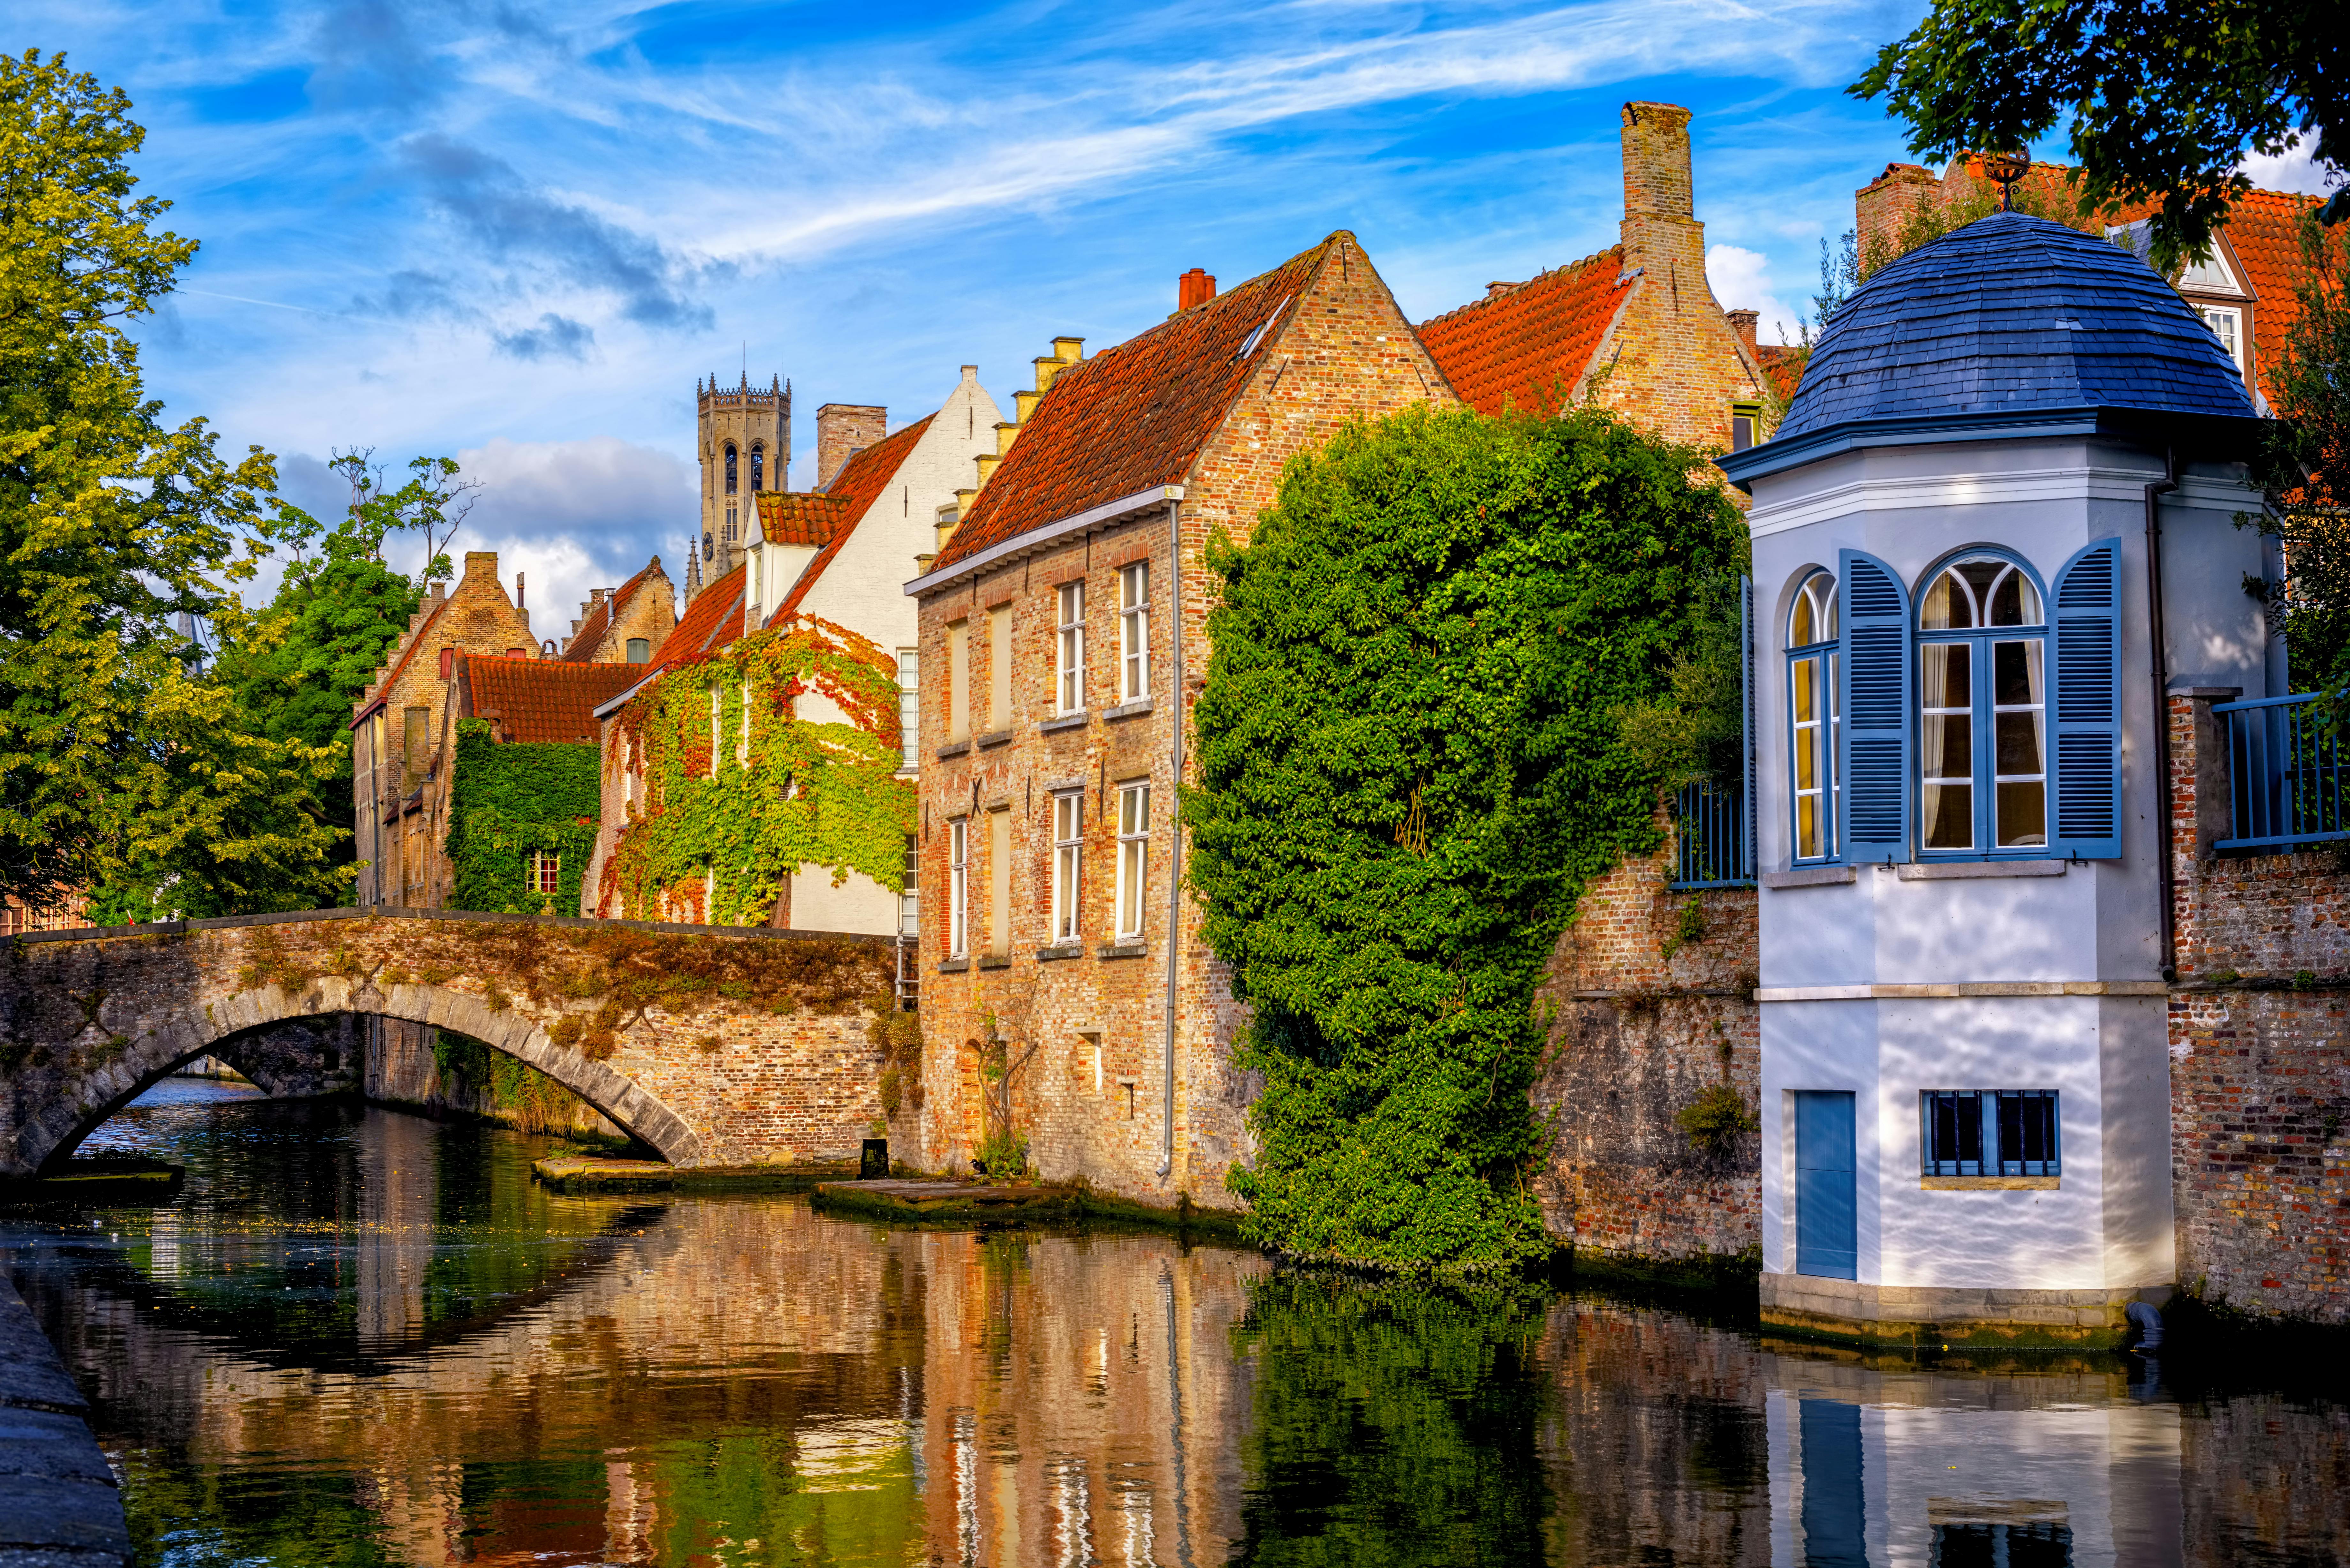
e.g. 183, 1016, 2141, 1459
633, 564, 746, 688
558, 560, 657, 663
462, 657, 640, 743
1417, 248, 1633, 418
2211, 187, 2319, 407
754, 491, 852, 548
770, 414, 935, 626
931, 237, 1338, 573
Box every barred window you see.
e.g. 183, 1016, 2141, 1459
1922, 1089, 2060, 1178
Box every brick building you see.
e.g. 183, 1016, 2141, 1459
1419, 101, 1776, 452
556, 558, 676, 665
351, 551, 539, 908
905, 231, 1454, 1205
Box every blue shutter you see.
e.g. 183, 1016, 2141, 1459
2051, 537, 2124, 859
1838, 549, 1912, 863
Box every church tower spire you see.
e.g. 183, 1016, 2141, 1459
694, 367, 791, 600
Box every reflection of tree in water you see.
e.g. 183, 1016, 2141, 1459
1231, 1271, 1551, 1566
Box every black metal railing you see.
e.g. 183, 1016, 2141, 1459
2214, 692, 2350, 851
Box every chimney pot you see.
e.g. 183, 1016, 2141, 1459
1620, 101, 1695, 220
1178, 269, 1217, 311
1726, 309, 1759, 355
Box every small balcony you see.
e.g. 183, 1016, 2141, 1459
2213, 692, 2350, 852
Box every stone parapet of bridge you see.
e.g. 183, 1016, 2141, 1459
0, 908, 898, 1176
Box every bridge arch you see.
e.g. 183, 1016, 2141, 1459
19, 976, 706, 1175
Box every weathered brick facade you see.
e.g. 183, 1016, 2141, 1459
1533, 815, 1762, 1273
2167, 692, 2350, 1325
912, 233, 1454, 1209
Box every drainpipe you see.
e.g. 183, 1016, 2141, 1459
2147, 445, 2179, 981
1160, 500, 1184, 1182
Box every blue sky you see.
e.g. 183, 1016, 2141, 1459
22, 1, 2324, 634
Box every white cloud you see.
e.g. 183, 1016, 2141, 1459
2239, 136, 2341, 197
1705, 244, 1800, 345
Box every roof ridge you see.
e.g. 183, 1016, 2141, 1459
1415, 245, 1626, 330
1077, 235, 1339, 371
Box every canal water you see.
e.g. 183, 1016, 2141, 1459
3, 1079, 2346, 1567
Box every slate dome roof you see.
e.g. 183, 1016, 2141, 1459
1761, 211, 2255, 455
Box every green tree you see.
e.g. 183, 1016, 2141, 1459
1188, 405, 1748, 1269
2248, 212, 2350, 712
1853, 0, 2346, 273
0, 49, 342, 916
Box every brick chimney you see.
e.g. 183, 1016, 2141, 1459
1618, 102, 1707, 287
1856, 162, 1944, 264
1726, 309, 1759, 355
815, 403, 887, 489
1178, 268, 1217, 311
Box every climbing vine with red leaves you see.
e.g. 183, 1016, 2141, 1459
599, 615, 913, 926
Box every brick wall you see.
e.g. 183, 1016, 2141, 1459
1531, 810, 1762, 1271
816, 404, 888, 489
2168, 692, 2350, 1325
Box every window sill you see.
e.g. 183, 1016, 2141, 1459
1921, 1175, 2060, 1190
1041, 711, 1089, 734
937, 958, 970, 973
1104, 697, 1155, 722
936, 741, 970, 760
976, 729, 1013, 750
1097, 941, 1148, 960
1037, 943, 1086, 962
977, 955, 1011, 970
1763, 865, 1856, 889
1897, 860, 2067, 881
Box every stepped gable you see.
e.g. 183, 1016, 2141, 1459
1416, 248, 1634, 418
459, 657, 639, 743
558, 561, 655, 663
355, 594, 451, 715
769, 414, 935, 627
753, 491, 852, 549
1776, 211, 2259, 444
929, 237, 1333, 572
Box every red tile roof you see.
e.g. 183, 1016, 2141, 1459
1417, 248, 1633, 418
2210, 188, 2318, 407
461, 657, 640, 743
754, 491, 851, 548
558, 560, 658, 663
636, 565, 746, 684
930, 236, 1339, 573
770, 414, 934, 625
350, 593, 453, 728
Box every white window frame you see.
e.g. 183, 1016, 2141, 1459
531, 851, 560, 896
948, 818, 969, 959
896, 648, 918, 773
1051, 791, 1083, 944
2198, 304, 2245, 375
1115, 781, 1149, 940
1119, 563, 1150, 702
1056, 582, 1086, 714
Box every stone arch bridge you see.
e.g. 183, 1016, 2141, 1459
0, 908, 900, 1176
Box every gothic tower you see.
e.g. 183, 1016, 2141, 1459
695, 372, 790, 598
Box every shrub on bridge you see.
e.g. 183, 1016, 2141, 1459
1188, 403, 1748, 1270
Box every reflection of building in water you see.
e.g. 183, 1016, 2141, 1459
1763, 1354, 2181, 1568
356, 1108, 435, 1346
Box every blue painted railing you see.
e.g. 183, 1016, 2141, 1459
1672, 779, 1755, 888
2213, 692, 2350, 851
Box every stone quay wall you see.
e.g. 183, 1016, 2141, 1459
2166, 693, 2350, 1326
1531, 808, 1762, 1275
0, 910, 895, 1174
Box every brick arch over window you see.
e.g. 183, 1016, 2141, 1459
13, 978, 705, 1174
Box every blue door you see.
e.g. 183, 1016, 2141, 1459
1795, 1090, 1858, 1279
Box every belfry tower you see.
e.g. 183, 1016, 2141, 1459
693, 372, 790, 599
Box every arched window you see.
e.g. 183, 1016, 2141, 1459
749, 444, 764, 492
626, 637, 650, 663
724, 444, 739, 494
1917, 554, 2046, 853
1786, 570, 1838, 862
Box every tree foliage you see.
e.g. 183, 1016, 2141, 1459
601, 616, 914, 925
1853, 0, 2346, 273
0, 49, 342, 916
444, 720, 601, 915
2249, 211, 2350, 711
1188, 405, 1749, 1268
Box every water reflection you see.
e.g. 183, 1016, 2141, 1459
0, 1082, 2344, 1566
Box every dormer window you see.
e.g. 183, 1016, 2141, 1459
2198, 305, 2244, 375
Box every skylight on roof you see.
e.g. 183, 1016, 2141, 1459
1237, 296, 1290, 360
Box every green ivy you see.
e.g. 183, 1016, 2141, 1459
1187, 403, 1748, 1269
443, 718, 599, 914
603, 617, 914, 925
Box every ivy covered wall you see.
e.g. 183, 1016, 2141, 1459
444, 718, 601, 914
